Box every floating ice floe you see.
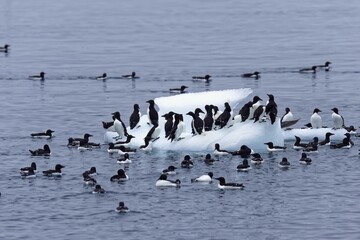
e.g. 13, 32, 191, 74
104, 88, 285, 152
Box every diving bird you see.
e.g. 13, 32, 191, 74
115, 202, 129, 213
162, 165, 177, 175
30, 129, 54, 139
192, 74, 211, 82
264, 142, 286, 152
232, 145, 253, 158
96, 73, 107, 80
29, 144, 51, 156
20, 162, 37, 174
252, 105, 265, 123
319, 132, 334, 146
331, 107, 345, 129
110, 169, 129, 182
310, 108, 322, 129
203, 105, 214, 131
265, 94, 278, 124
43, 164, 64, 176
146, 99, 159, 126
214, 102, 232, 129
251, 153, 264, 165
168, 114, 184, 142
278, 158, 290, 168
238, 101, 253, 122
214, 143, 230, 155
155, 174, 181, 187
191, 172, 213, 183
121, 72, 138, 79
249, 96, 262, 119
241, 71, 260, 79
112, 111, 129, 139
299, 153, 312, 164
129, 104, 141, 129
0, 44, 10, 53
237, 159, 251, 171
293, 136, 309, 149
29, 72, 45, 80
162, 111, 175, 138
187, 108, 204, 135
169, 85, 188, 94
215, 177, 244, 189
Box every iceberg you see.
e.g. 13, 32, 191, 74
104, 88, 285, 152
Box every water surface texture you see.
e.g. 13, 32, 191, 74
1, 0, 360, 239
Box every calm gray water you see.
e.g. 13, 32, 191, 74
1, 0, 360, 239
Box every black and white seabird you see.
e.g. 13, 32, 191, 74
0, 44, 10, 53
146, 100, 159, 126
331, 107, 345, 129
96, 73, 107, 80
237, 159, 251, 171
303, 137, 319, 153
319, 132, 334, 146
191, 172, 213, 183
215, 177, 244, 190
249, 96, 262, 119
162, 111, 175, 138
155, 174, 181, 187
110, 169, 129, 182
129, 104, 141, 129
29, 72, 45, 80
112, 111, 129, 139
299, 153, 312, 164
293, 136, 309, 149
116, 202, 129, 213
232, 145, 252, 158
278, 158, 290, 168
241, 71, 260, 79
43, 164, 64, 176
253, 105, 265, 123
192, 74, 211, 82
214, 102, 232, 129
238, 101, 253, 122
30, 129, 54, 139
29, 144, 51, 156
20, 162, 37, 174
168, 113, 184, 142
121, 72, 137, 79
181, 155, 194, 168
214, 143, 230, 155
310, 108, 322, 129
169, 85, 188, 94
187, 108, 204, 135
203, 105, 214, 131
264, 142, 286, 151
265, 94, 278, 124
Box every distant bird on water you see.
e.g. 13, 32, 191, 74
169, 85, 188, 94
241, 71, 260, 79
0, 44, 10, 53
96, 73, 107, 80
29, 72, 45, 80
192, 74, 211, 82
